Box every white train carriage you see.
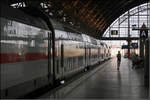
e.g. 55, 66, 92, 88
51, 23, 86, 80
0, 4, 111, 98
0, 5, 53, 98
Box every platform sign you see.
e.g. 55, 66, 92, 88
131, 43, 138, 49
122, 45, 129, 49
111, 30, 118, 35
140, 23, 148, 39
122, 44, 137, 49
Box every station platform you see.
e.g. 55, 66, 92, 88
39, 58, 149, 99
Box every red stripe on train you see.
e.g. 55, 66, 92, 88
0, 53, 52, 64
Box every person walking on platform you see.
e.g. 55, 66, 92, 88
117, 51, 121, 70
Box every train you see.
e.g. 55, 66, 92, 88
0, 4, 111, 98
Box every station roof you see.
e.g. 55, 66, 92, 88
6, 0, 149, 39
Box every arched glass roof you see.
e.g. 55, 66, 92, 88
103, 2, 150, 38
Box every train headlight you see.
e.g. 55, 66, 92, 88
60, 80, 65, 84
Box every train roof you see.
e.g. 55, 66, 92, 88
55, 29, 83, 41
0, 4, 49, 30
100, 42, 104, 46
50, 18, 84, 41
1, 4, 107, 45
50, 18, 102, 44
50, 18, 82, 34
82, 34, 91, 43
96, 40, 102, 46
100, 42, 107, 48
104, 43, 109, 48
90, 37, 97, 45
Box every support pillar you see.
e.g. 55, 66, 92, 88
128, 40, 131, 59
128, 11, 130, 59
140, 39, 145, 59
144, 39, 149, 87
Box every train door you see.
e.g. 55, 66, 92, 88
98, 47, 100, 62
101, 45, 103, 61
60, 40, 64, 79
101, 45, 104, 61
54, 40, 63, 80
102, 46, 104, 60
57, 40, 65, 80
89, 46, 91, 66
104, 48, 106, 60
85, 44, 88, 67
84, 43, 87, 68
47, 32, 53, 84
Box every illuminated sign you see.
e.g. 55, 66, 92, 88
111, 30, 118, 35
140, 23, 148, 39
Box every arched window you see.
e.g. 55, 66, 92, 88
103, 3, 150, 38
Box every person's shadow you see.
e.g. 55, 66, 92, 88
117, 71, 122, 86
117, 70, 122, 97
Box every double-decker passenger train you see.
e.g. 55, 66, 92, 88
0, 4, 111, 98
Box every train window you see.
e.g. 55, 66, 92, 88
71, 58, 73, 70
80, 57, 82, 66
8, 20, 13, 26
67, 59, 68, 71
73, 58, 75, 69
72, 58, 74, 69
71, 58, 73, 69
69, 58, 71, 70
79, 56, 81, 67
75, 58, 77, 68
70, 59, 72, 70
74, 58, 76, 69
78, 57, 79, 67
63, 59, 65, 71
68, 59, 70, 70
67, 59, 69, 70
65, 59, 67, 70
73, 58, 75, 68
67, 59, 69, 71
51, 59, 53, 74
57, 60, 59, 74
66, 59, 68, 71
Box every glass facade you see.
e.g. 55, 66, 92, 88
102, 2, 150, 47
103, 3, 150, 38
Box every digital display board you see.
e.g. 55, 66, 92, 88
111, 30, 118, 35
